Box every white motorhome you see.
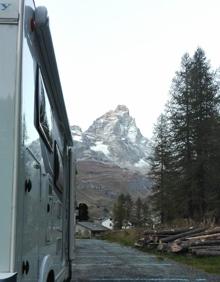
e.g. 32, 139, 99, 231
0, 0, 75, 281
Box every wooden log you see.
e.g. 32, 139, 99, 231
190, 246, 220, 251
161, 227, 206, 243
143, 227, 194, 236
186, 233, 220, 241
187, 239, 220, 247
156, 227, 193, 236
185, 227, 220, 238
168, 241, 183, 253
166, 237, 220, 253
192, 249, 220, 256
203, 227, 220, 234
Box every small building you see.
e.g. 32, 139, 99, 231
76, 221, 108, 238
122, 221, 132, 229
101, 218, 114, 230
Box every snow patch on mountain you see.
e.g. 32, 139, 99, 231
71, 125, 83, 142
128, 126, 138, 143
134, 159, 149, 168
73, 135, 82, 142
91, 141, 110, 156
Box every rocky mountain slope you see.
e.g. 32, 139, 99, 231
76, 160, 151, 219
72, 105, 152, 219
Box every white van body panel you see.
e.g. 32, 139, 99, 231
0, 22, 18, 273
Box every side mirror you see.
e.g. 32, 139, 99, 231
76, 203, 89, 221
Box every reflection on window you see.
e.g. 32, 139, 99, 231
54, 142, 64, 193
22, 37, 39, 146
36, 72, 53, 151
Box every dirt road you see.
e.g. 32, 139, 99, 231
71, 239, 220, 282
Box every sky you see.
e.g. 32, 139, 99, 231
35, 0, 220, 138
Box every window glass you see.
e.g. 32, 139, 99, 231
22, 36, 38, 147
54, 143, 64, 192
37, 74, 53, 150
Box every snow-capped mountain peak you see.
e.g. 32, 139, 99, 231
71, 105, 151, 172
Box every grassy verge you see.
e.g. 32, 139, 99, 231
102, 229, 144, 246
146, 248, 220, 274
102, 229, 220, 275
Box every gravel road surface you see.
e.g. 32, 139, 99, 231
71, 239, 220, 282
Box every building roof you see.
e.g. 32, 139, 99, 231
102, 218, 113, 223
77, 221, 108, 232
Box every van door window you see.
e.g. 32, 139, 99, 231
35, 71, 53, 151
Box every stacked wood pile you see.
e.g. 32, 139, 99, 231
135, 226, 220, 256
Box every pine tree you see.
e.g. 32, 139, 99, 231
168, 48, 220, 221
113, 193, 133, 229
124, 193, 133, 227
142, 198, 152, 227
168, 53, 196, 219
189, 49, 220, 220
113, 193, 126, 229
134, 197, 143, 227
149, 113, 175, 223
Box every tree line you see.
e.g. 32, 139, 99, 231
149, 48, 220, 224
113, 193, 151, 229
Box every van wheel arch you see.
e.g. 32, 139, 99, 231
39, 255, 54, 282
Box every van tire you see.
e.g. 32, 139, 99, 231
46, 270, 55, 282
